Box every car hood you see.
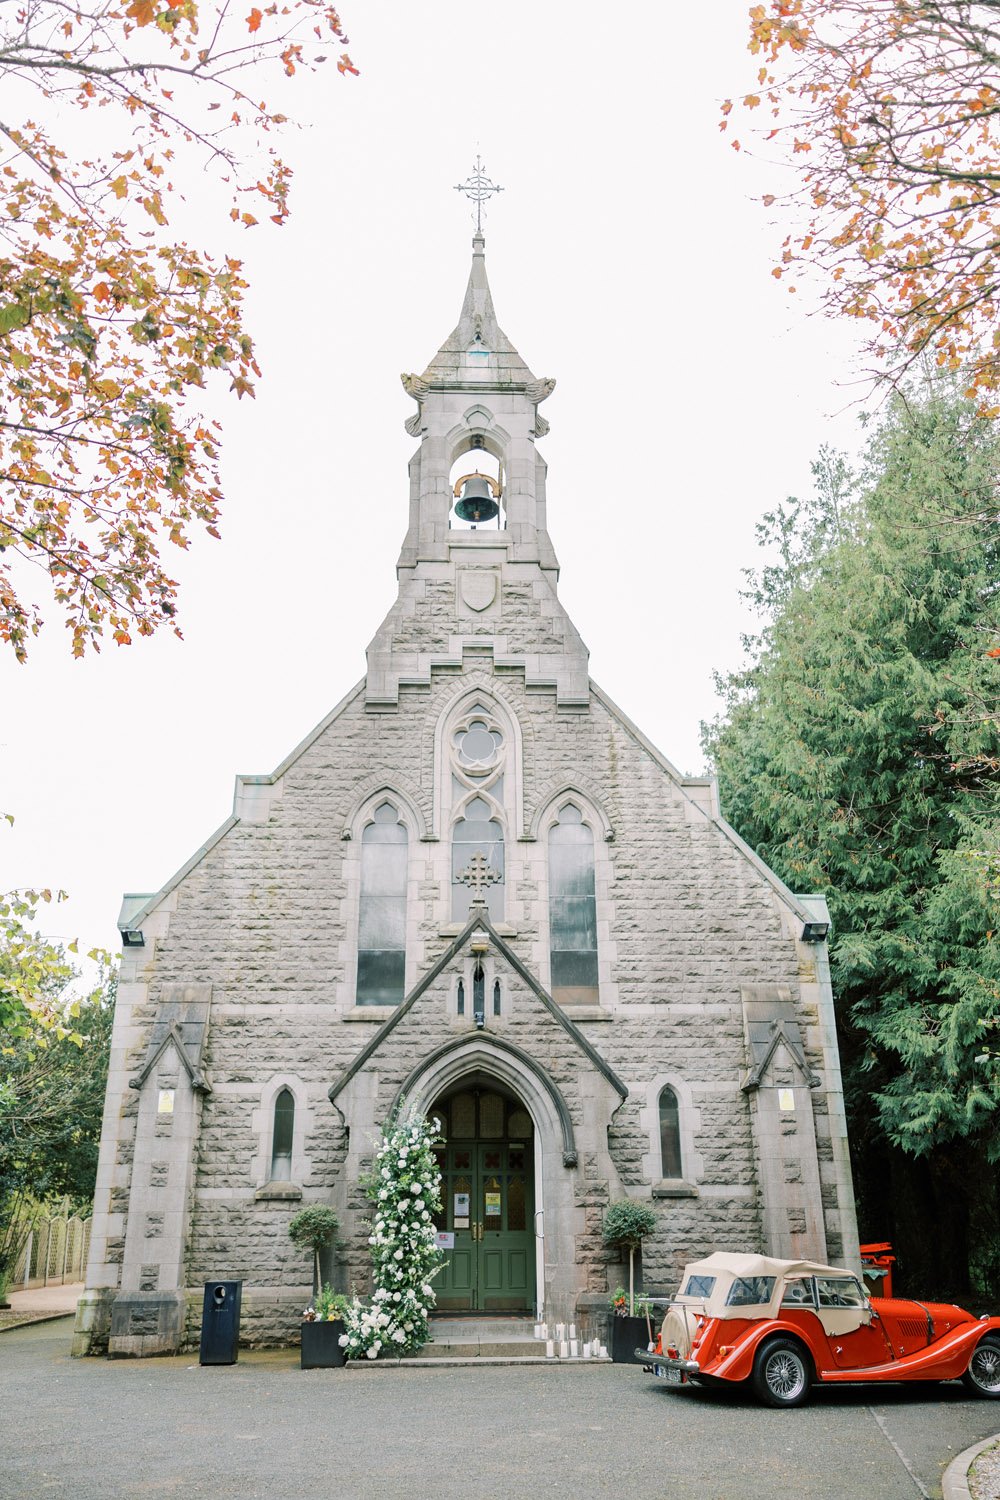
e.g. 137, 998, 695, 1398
873, 1297, 975, 1339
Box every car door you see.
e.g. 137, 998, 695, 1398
814, 1276, 892, 1370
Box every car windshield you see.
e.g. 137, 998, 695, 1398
725, 1276, 776, 1307
681, 1275, 716, 1298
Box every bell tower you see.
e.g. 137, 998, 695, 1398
365, 170, 589, 709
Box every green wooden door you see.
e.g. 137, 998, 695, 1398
475, 1142, 534, 1311
432, 1094, 535, 1313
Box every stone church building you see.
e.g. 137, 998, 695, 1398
75, 232, 859, 1356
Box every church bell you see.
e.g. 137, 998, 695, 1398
454, 473, 500, 525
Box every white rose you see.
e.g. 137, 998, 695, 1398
394, 1248, 404, 1260
366, 1347, 378, 1360
414, 1198, 424, 1210
394, 1329, 406, 1343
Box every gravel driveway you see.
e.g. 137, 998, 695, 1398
3, 1319, 999, 1500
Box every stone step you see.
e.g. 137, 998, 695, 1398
412, 1335, 541, 1359
430, 1317, 536, 1340
346, 1354, 613, 1369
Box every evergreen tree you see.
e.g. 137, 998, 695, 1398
704, 387, 1000, 1296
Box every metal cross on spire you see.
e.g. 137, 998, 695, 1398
454, 155, 504, 233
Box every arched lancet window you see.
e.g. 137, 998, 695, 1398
270, 1088, 295, 1181
452, 795, 504, 922
659, 1087, 682, 1179
548, 804, 598, 1006
357, 801, 408, 1006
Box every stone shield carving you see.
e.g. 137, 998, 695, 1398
459, 570, 498, 613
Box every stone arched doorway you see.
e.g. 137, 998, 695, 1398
429, 1083, 535, 1313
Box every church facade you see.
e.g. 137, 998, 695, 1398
74, 232, 859, 1356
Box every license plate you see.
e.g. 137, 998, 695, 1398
665, 1368, 682, 1384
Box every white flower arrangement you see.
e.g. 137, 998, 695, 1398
338, 1111, 444, 1361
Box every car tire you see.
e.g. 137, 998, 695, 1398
751, 1337, 812, 1408
962, 1335, 1000, 1398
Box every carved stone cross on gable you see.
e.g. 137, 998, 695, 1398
455, 850, 502, 906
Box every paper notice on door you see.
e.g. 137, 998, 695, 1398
485, 1192, 501, 1216
454, 1217, 469, 1229
454, 1192, 470, 1217
435, 1232, 455, 1249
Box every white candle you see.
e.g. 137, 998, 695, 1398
599, 1344, 608, 1359
546, 1339, 555, 1359
560, 1340, 569, 1358
570, 1339, 579, 1358
582, 1343, 591, 1359
555, 1323, 564, 1341
533, 1323, 542, 1340
540, 1322, 548, 1340
569, 1324, 577, 1341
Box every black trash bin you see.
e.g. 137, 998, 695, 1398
199, 1280, 243, 1365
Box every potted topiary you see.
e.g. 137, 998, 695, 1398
603, 1200, 658, 1364
300, 1284, 349, 1369
287, 1205, 339, 1297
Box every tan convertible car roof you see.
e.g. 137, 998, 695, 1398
673, 1251, 857, 1321
680, 1252, 848, 1283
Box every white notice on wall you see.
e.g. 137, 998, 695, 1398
454, 1192, 470, 1217
778, 1088, 795, 1112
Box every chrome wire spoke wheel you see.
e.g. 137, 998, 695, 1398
765, 1348, 806, 1402
752, 1336, 811, 1406
968, 1340, 1000, 1395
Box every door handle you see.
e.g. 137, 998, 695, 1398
534, 1210, 543, 1237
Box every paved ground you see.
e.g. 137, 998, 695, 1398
2, 1318, 999, 1500
0, 1281, 84, 1330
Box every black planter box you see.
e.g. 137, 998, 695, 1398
611, 1314, 656, 1365
300, 1318, 346, 1369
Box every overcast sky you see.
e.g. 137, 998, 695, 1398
1, 1, 869, 962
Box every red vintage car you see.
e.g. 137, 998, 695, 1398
640, 1252, 1000, 1408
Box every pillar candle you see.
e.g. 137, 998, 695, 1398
570, 1339, 579, 1358
582, 1343, 591, 1359
533, 1323, 542, 1340
569, 1324, 576, 1341
555, 1323, 564, 1342
559, 1339, 569, 1359
546, 1339, 555, 1359
540, 1322, 548, 1341
599, 1344, 608, 1359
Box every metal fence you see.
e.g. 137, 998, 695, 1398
10, 1202, 92, 1289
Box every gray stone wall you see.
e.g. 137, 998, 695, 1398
87, 650, 853, 1347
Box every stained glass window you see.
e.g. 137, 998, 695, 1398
356, 802, 407, 1006
270, 1088, 294, 1181
548, 805, 599, 1005
659, 1086, 682, 1179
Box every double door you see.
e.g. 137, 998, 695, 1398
434, 1140, 535, 1312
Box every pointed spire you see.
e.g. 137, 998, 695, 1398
417, 234, 538, 389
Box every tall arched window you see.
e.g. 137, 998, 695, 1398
357, 801, 408, 1006
548, 804, 598, 1006
452, 795, 504, 922
659, 1087, 682, 1179
270, 1088, 295, 1181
